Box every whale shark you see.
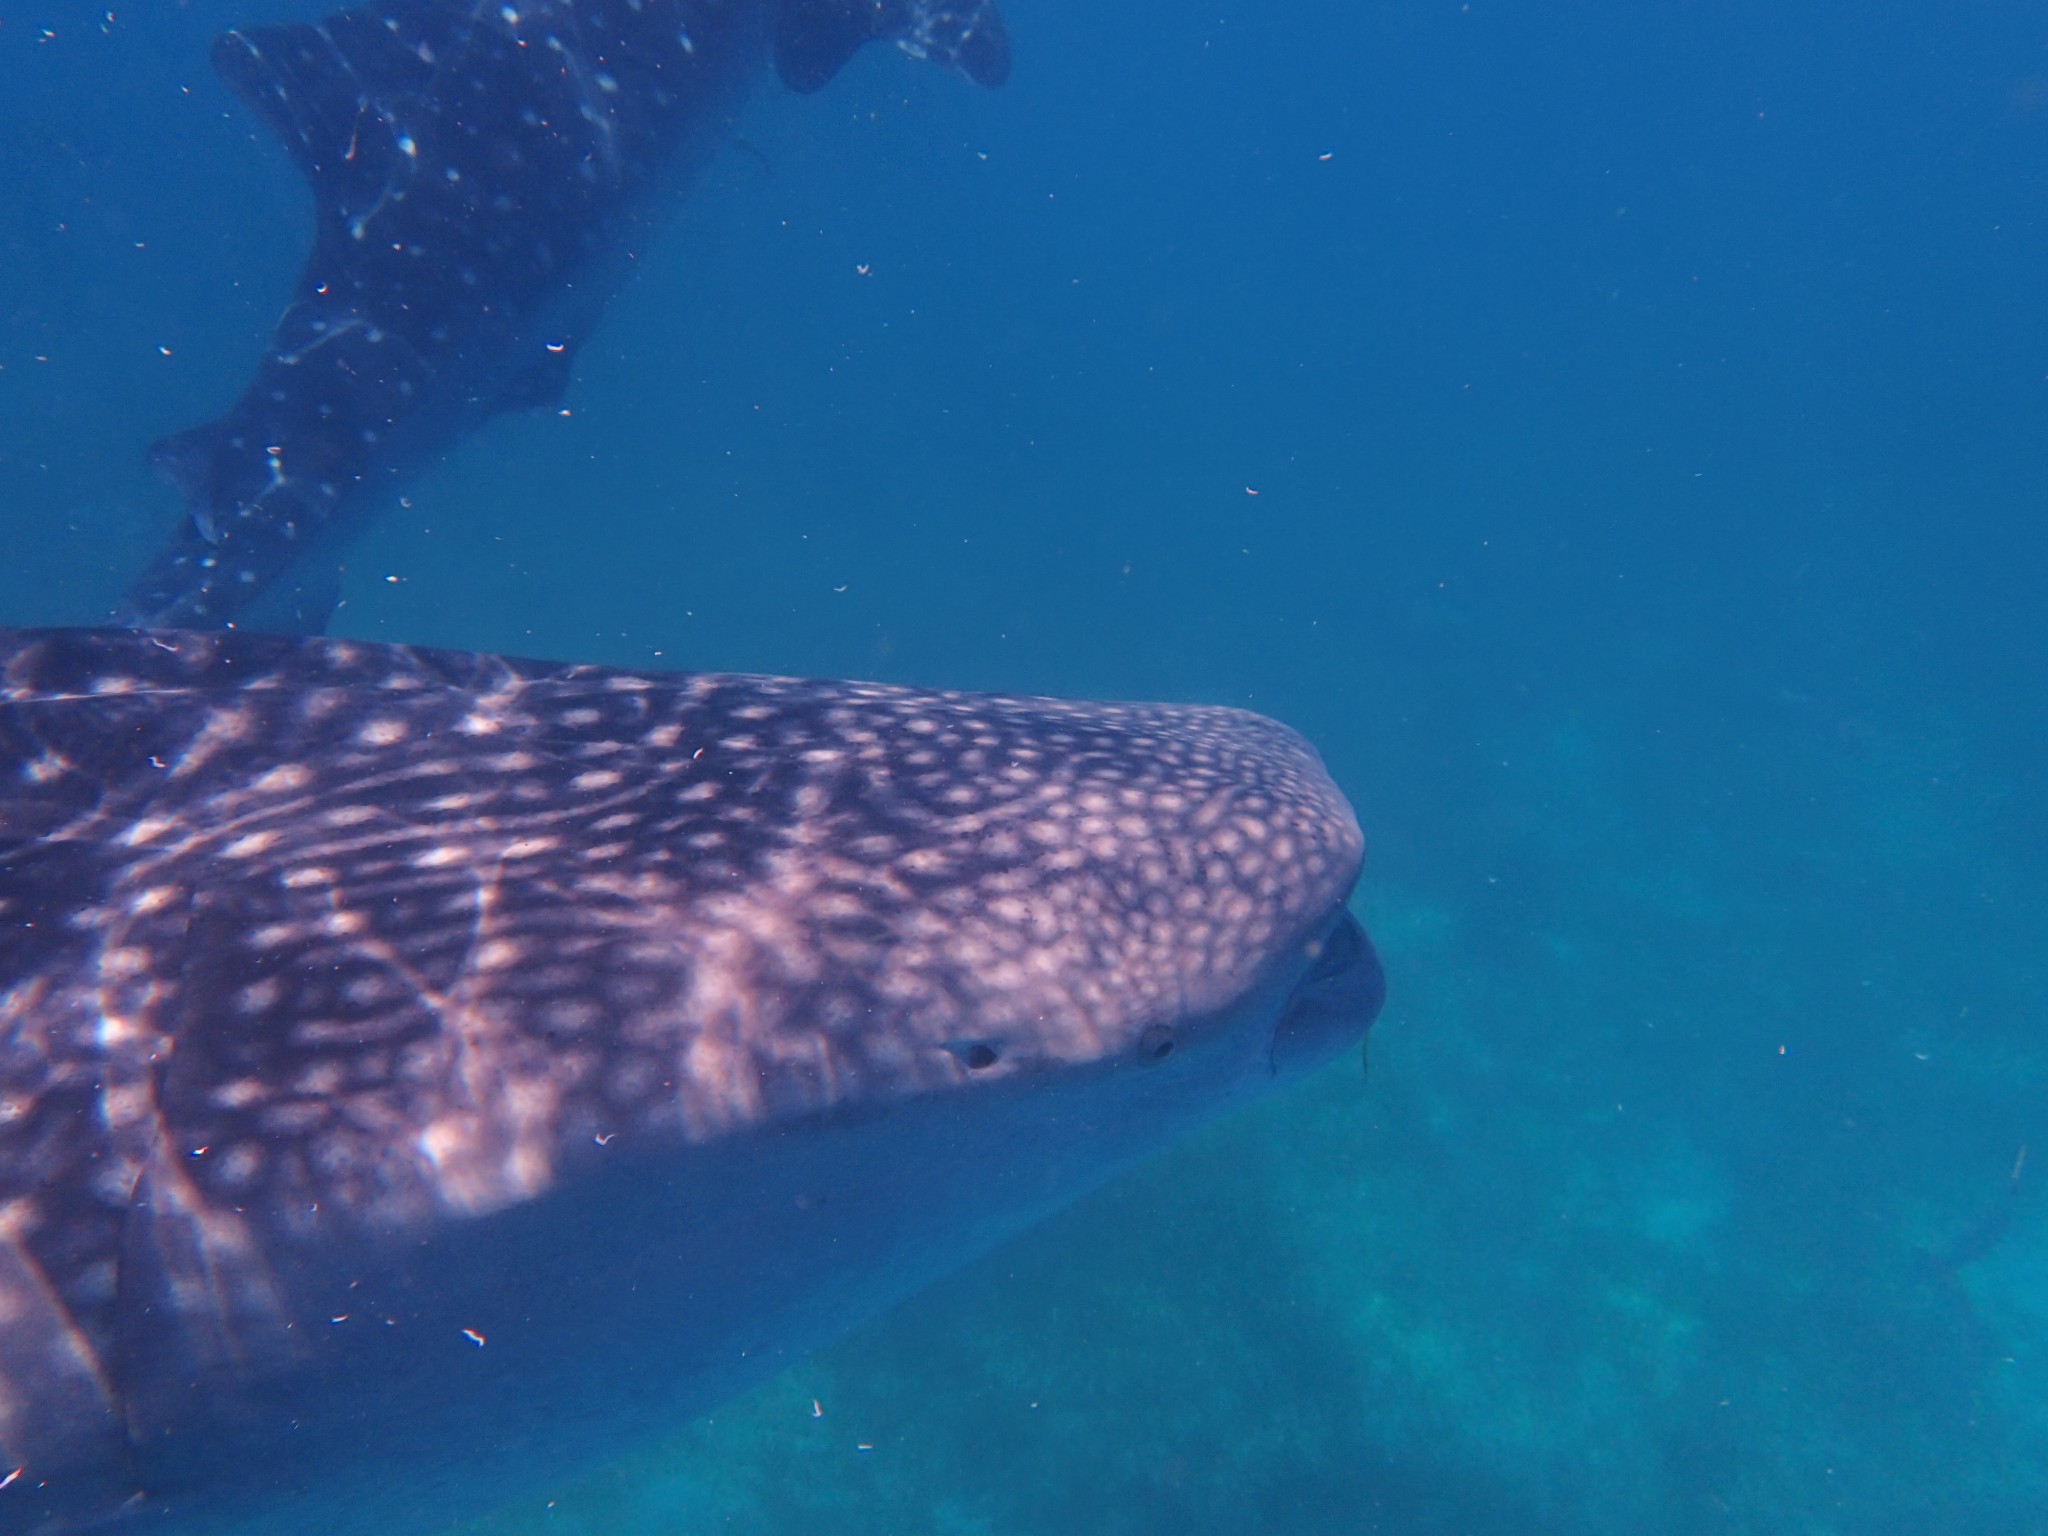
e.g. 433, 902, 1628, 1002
0, 625, 1381, 1534
116, 0, 1010, 634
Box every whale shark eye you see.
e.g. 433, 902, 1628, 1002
1137, 1024, 1176, 1062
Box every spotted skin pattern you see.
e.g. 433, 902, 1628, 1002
120, 0, 1010, 632
0, 626, 1374, 1533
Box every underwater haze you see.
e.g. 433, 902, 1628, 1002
5, 0, 2047, 1531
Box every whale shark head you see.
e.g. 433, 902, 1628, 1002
0, 625, 1377, 1534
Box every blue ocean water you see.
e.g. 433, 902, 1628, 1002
3, 0, 2045, 1530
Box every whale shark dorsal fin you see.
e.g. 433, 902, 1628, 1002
208, 12, 436, 195
774, 0, 1010, 94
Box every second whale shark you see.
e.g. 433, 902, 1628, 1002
117, 0, 1010, 634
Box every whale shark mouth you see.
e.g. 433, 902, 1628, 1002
1270, 908, 1386, 1078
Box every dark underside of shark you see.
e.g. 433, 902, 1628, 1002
115, 0, 1009, 635
0, 625, 1381, 1534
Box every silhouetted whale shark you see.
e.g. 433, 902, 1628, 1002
0, 625, 1381, 1534
116, 0, 1009, 634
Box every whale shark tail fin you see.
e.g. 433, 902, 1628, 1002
774, 0, 1009, 94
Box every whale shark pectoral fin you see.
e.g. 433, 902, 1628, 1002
114, 1156, 300, 1444
773, 0, 1010, 93
0, 1228, 132, 1517
209, 15, 434, 193
148, 423, 237, 549
771, 0, 883, 93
